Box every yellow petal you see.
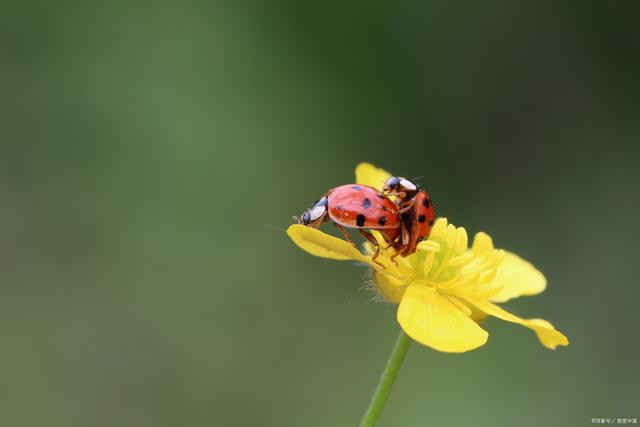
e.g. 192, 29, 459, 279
488, 251, 547, 303
397, 284, 488, 353
461, 296, 569, 349
355, 163, 392, 190
287, 224, 371, 264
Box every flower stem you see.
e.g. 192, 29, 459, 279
359, 329, 411, 427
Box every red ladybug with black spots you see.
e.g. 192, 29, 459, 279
296, 184, 401, 265
382, 176, 435, 257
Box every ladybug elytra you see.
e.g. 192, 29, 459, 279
297, 184, 401, 265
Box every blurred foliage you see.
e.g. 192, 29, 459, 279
1, 1, 639, 426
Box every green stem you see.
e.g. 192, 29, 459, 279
359, 329, 412, 427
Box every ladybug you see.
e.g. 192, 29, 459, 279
297, 184, 401, 265
382, 176, 435, 257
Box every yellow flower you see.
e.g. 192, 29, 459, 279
287, 163, 569, 353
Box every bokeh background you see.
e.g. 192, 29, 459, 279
2, 1, 639, 426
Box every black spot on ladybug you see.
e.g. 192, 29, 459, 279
418, 214, 426, 223
362, 198, 371, 208
351, 185, 362, 191
382, 205, 387, 211
429, 219, 434, 226
422, 197, 430, 208
356, 214, 366, 226
378, 216, 386, 226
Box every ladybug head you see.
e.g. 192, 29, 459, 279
382, 176, 420, 199
298, 197, 328, 226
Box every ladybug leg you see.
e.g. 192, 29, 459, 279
333, 222, 355, 247
399, 205, 413, 214
358, 230, 384, 268
397, 199, 414, 214
380, 237, 401, 266
390, 251, 401, 265
388, 238, 402, 266
385, 191, 407, 199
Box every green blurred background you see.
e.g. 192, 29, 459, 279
2, 1, 639, 426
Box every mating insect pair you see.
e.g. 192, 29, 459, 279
295, 176, 435, 266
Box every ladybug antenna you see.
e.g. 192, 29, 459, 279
261, 222, 287, 233
411, 175, 424, 182
292, 215, 300, 223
